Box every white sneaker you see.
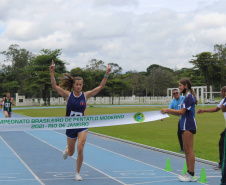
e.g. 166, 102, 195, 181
178, 172, 197, 182
178, 173, 188, 181
75, 172, 82, 181
63, 147, 68, 160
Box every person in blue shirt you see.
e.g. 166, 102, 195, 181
49, 60, 111, 181
161, 78, 198, 182
169, 89, 184, 152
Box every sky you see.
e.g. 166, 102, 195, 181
0, 0, 226, 73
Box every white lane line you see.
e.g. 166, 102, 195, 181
86, 134, 209, 184
55, 131, 208, 185
113, 170, 154, 172
87, 141, 179, 175
26, 131, 126, 185
127, 178, 179, 185
42, 131, 208, 185
0, 136, 45, 185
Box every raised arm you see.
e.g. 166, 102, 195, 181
85, 64, 111, 100
49, 60, 70, 101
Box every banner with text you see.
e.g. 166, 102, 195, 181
0, 111, 169, 132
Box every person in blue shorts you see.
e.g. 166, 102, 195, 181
49, 60, 111, 181
168, 88, 184, 152
197, 86, 226, 171
161, 78, 198, 182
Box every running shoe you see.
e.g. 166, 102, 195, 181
75, 172, 82, 181
178, 173, 188, 181
178, 172, 197, 182
63, 147, 68, 160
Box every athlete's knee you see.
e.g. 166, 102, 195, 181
77, 145, 84, 154
67, 148, 75, 156
77, 144, 85, 154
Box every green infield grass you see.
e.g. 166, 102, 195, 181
13, 105, 225, 163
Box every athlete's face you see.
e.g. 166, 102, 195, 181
6, 93, 10, 98
179, 83, 187, 94
178, 83, 184, 93
73, 80, 83, 92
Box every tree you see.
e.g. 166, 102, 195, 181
173, 68, 206, 87
214, 44, 226, 63
84, 60, 124, 97
85, 59, 106, 71
189, 52, 223, 97
147, 67, 175, 96
25, 49, 67, 105
0, 44, 35, 95
214, 44, 226, 86
146, 65, 175, 96
123, 71, 147, 96
147, 64, 173, 74
105, 78, 129, 104
108, 63, 122, 77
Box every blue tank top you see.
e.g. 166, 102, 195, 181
66, 92, 86, 117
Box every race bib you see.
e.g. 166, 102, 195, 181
5, 103, 10, 108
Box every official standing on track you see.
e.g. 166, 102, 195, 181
161, 78, 198, 182
49, 60, 111, 181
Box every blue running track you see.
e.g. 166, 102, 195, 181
0, 111, 222, 185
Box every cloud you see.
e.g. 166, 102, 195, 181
93, 0, 138, 7
0, 0, 226, 73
